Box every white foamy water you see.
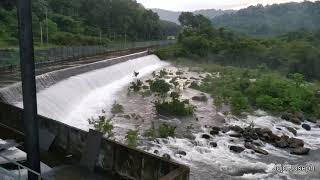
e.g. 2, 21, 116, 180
12, 55, 168, 129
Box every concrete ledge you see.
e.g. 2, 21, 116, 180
0, 102, 190, 180
0, 51, 149, 103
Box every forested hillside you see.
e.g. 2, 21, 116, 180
152, 8, 233, 24
0, 0, 178, 47
212, 1, 320, 37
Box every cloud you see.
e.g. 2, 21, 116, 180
136, 0, 312, 11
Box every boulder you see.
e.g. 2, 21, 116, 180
281, 112, 302, 125
230, 146, 245, 153
302, 124, 311, 131
230, 125, 244, 134
288, 138, 304, 148
201, 134, 211, 139
306, 117, 317, 123
176, 151, 187, 156
192, 95, 208, 102
286, 127, 297, 136
290, 147, 310, 155
209, 142, 217, 147
275, 135, 289, 148
210, 127, 220, 135
153, 150, 159, 154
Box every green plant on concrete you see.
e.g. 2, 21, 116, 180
159, 124, 176, 138
159, 69, 168, 78
170, 77, 180, 89
140, 90, 152, 97
154, 98, 195, 116
88, 113, 114, 138
126, 129, 139, 147
111, 101, 124, 114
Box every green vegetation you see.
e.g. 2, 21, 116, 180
159, 124, 176, 138
154, 91, 195, 116
155, 13, 320, 81
125, 129, 139, 148
149, 79, 171, 97
0, 0, 179, 48
111, 102, 124, 114
129, 79, 143, 92
144, 123, 176, 139
88, 111, 114, 138
212, 1, 320, 37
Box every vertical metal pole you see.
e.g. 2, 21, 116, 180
17, 0, 41, 179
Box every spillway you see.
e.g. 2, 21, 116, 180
1, 55, 169, 130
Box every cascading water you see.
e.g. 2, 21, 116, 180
1, 55, 169, 129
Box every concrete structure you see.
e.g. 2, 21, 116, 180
0, 102, 190, 179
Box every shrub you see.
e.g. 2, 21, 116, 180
159, 69, 168, 78
155, 99, 195, 116
88, 115, 114, 138
159, 124, 176, 138
149, 79, 171, 97
126, 129, 139, 148
111, 102, 124, 114
129, 79, 143, 92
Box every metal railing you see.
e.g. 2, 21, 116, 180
0, 154, 42, 180
0, 40, 175, 71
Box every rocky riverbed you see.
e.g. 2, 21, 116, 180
92, 65, 320, 180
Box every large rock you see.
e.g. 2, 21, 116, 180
275, 135, 289, 148
201, 134, 211, 139
210, 127, 220, 135
290, 147, 310, 155
244, 142, 255, 149
230, 146, 245, 153
288, 138, 304, 148
192, 95, 208, 102
302, 124, 311, 131
281, 112, 302, 125
306, 117, 317, 123
286, 127, 297, 136
162, 153, 171, 160
229, 132, 242, 138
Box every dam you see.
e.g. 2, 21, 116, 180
0, 51, 189, 180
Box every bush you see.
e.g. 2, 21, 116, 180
129, 79, 143, 92
88, 114, 114, 138
111, 102, 124, 114
155, 98, 195, 116
126, 129, 139, 147
159, 124, 176, 138
149, 79, 171, 97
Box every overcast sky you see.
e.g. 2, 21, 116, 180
136, 0, 313, 11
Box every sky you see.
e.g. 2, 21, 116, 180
136, 0, 313, 11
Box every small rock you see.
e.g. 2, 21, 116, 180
290, 118, 302, 125
275, 135, 289, 148
176, 151, 187, 156
201, 134, 211, 139
209, 142, 217, 147
153, 150, 159, 154
221, 126, 230, 133
162, 153, 171, 160
210, 127, 220, 135
244, 142, 255, 149
302, 124, 311, 131
276, 127, 282, 131
230, 146, 245, 153
192, 95, 208, 102
229, 132, 242, 138
254, 147, 269, 155
229, 125, 244, 134
286, 127, 297, 136
290, 147, 310, 155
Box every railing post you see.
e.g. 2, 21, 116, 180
17, 0, 41, 179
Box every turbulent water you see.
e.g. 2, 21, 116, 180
1, 55, 168, 129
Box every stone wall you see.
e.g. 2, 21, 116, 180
0, 102, 189, 180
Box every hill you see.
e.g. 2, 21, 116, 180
211, 1, 320, 37
152, 8, 234, 24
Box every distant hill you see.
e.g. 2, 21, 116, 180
152, 8, 234, 24
211, 1, 320, 37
